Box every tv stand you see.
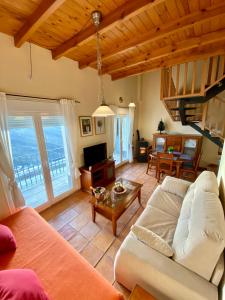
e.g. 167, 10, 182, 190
79, 159, 115, 193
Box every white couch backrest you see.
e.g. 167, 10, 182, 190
172, 171, 225, 281
189, 170, 219, 195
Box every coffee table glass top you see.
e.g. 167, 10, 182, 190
90, 178, 142, 210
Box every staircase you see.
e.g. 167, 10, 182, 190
160, 55, 225, 148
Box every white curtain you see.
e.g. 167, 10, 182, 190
128, 106, 135, 163
0, 92, 25, 220
60, 99, 80, 183
106, 105, 117, 159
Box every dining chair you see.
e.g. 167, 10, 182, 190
156, 153, 176, 182
146, 153, 157, 174
146, 146, 156, 174
179, 152, 202, 181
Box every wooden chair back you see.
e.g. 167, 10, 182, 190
173, 144, 181, 152
194, 152, 202, 171
157, 152, 174, 172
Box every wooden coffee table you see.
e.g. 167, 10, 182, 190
90, 178, 142, 236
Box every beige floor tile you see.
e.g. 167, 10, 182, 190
69, 213, 90, 231
106, 238, 122, 260
80, 243, 104, 266
96, 214, 110, 227
69, 233, 88, 252
92, 229, 115, 252
48, 218, 67, 231
58, 223, 77, 241
73, 199, 90, 214
96, 254, 114, 284
57, 207, 78, 222
80, 221, 101, 240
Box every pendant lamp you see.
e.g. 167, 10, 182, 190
91, 11, 115, 117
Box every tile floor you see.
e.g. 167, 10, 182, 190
41, 162, 158, 299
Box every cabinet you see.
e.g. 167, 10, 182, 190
79, 160, 115, 193
153, 133, 202, 159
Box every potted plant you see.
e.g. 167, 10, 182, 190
157, 119, 165, 134
91, 186, 106, 200
168, 146, 174, 154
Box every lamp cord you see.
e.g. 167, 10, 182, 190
96, 26, 105, 105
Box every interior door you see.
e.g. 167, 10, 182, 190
114, 116, 121, 165
113, 115, 129, 166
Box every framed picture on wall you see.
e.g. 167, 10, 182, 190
94, 117, 105, 135
79, 116, 93, 137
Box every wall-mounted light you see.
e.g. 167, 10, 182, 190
129, 102, 136, 108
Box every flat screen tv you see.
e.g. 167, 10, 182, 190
83, 143, 107, 167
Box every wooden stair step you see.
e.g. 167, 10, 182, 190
185, 114, 197, 118
170, 107, 198, 111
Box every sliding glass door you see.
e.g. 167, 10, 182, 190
8, 114, 73, 210
42, 116, 72, 198
9, 116, 48, 208
114, 115, 129, 166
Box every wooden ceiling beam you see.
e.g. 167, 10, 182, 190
79, 3, 225, 69
14, 0, 65, 47
52, 0, 165, 60
111, 45, 225, 81
102, 28, 225, 74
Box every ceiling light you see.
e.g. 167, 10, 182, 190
91, 11, 115, 117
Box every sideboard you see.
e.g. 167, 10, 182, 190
153, 133, 203, 159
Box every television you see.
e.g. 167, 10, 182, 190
83, 143, 107, 167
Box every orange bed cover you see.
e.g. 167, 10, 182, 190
0, 207, 124, 300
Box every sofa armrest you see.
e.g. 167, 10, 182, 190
114, 233, 217, 300
161, 176, 191, 198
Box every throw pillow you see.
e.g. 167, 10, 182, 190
0, 269, 49, 300
161, 176, 191, 198
131, 225, 173, 257
0, 225, 16, 254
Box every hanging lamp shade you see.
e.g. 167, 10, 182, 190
91, 10, 115, 117
92, 104, 115, 117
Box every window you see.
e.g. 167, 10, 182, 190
8, 103, 74, 210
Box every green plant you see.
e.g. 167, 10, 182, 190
157, 119, 165, 133
168, 146, 174, 153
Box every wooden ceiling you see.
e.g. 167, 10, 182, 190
1, 0, 225, 80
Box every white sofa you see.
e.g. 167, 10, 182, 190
114, 171, 225, 300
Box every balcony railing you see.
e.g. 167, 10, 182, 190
13, 147, 67, 191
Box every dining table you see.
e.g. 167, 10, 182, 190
151, 151, 193, 178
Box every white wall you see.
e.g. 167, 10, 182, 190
138, 71, 220, 167
0, 32, 138, 166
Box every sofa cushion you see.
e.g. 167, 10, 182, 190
189, 171, 219, 196
0, 269, 49, 300
161, 176, 191, 198
139, 186, 182, 245
0, 224, 16, 254
131, 225, 173, 257
147, 186, 182, 217
211, 253, 224, 286
172, 188, 225, 280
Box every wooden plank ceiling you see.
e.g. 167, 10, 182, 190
1, 0, 225, 80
